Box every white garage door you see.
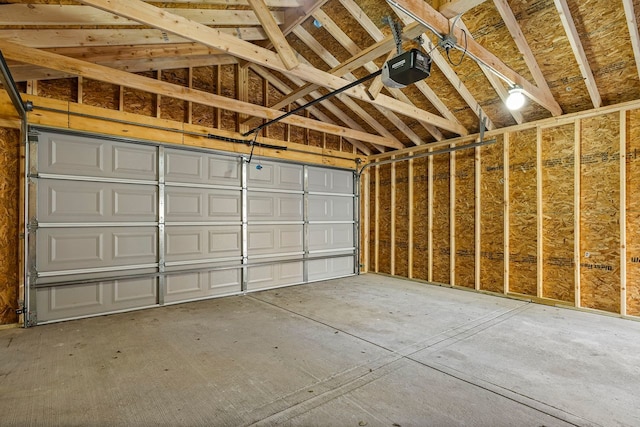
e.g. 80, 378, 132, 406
26, 129, 357, 325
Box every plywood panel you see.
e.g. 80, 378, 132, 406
395, 161, 409, 277
627, 109, 640, 316
220, 64, 236, 132
479, 136, 504, 293
580, 113, 620, 313
378, 164, 391, 274
412, 156, 429, 281
455, 146, 475, 288
509, 128, 537, 296
192, 66, 217, 128
160, 69, 188, 123
432, 152, 450, 284
82, 79, 120, 110
541, 124, 575, 303
0, 128, 19, 325
123, 71, 156, 117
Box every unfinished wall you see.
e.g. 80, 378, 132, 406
395, 161, 409, 277
378, 164, 392, 274
366, 103, 640, 319
0, 128, 19, 325
479, 135, 504, 293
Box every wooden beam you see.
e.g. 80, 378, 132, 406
620, 111, 627, 316
388, 0, 563, 116
0, 28, 267, 49
247, 0, 299, 70
0, 4, 283, 26
450, 144, 456, 286
504, 132, 510, 294
553, 0, 602, 109
280, 0, 330, 41
363, 169, 371, 272
408, 158, 414, 279
439, 0, 487, 18
375, 164, 380, 273
78, 0, 465, 135
574, 120, 581, 307
0, 39, 396, 148
147, 0, 302, 7
475, 143, 481, 290
428, 148, 434, 282
536, 126, 543, 298
391, 157, 396, 275
622, 0, 640, 82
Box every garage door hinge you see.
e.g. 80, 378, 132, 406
28, 130, 39, 142
27, 219, 38, 231
15, 300, 26, 315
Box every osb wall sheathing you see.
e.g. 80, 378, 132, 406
160, 69, 188, 122
220, 64, 237, 132
192, 66, 218, 128
432, 151, 450, 284
627, 109, 640, 316
454, 146, 475, 288
82, 79, 119, 110
0, 128, 19, 325
541, 124, 575, 303
508, 128, 537, 296
580, 114, 621, 314
395, 161, 409, 277
480, 136, 504, 293
123, 71, 156, 117
37, 78, 77, 103
378, 163, 392, 274
412, 156, 429, 280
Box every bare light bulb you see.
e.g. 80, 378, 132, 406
506, 86, 526, 110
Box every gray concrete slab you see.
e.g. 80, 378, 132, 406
1, 274, 639, 426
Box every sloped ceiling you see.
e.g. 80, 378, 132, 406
1, 0, 639, 155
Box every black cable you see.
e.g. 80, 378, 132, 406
242, 69, 383, 137
247, 131, 259, 164
447, 29, 468, 66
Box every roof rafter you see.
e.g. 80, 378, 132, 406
247, 0, 299, 70
0, 38, 399, 149
438, 0, 488, 18
388, 0, 563, 116
76, 0, 465, 135
552, 0, 601, 108
622, 0, 640, 82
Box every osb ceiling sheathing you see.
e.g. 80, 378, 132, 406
1, 0, 640, 155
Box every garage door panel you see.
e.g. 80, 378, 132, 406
165, 187, 241, 222
165, 149, 240, 186
247, 262, 303, 291
248, 225, 303, 256
308, 167, 353, 194
39, 133, 157, 180
165, 269, 241, 303
248, 161, 303, 190
309, 223, 354, 251
37, 227, 158, 272
39, 180, 158, 223
35, 278, 158, 322
247, 192, 303, 221
308, 195, 353, 221
165, 226, 242, 262
307, 257, 355, 281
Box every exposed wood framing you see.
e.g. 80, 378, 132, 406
450, 143, 456, 286
391, 157, 396, 275
363, 170, 370, 273
474, 144, 481, 291
375, 163, 380, 273
187, 67, 193, 124
536, 125, 543, 298
439, 0, 488, 18
247, 0, 299, 70
388, 0, 563, 116
553, 0, 602, 109
620, 110, 627, 316
574, 119, 581, 307
0, 38, 396, 148
408, 158, 414, 279
428, 149, 434, 282
503, 132, 510, 294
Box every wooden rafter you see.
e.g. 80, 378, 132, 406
76, 0, 465, 135
0, 4, 283, 26
622, 0, 640, 81
0, 38, 399, 149
388, 0, 563, 116
438, 0, 487, 18
553, 0, 601, 108
146, 0, 302, 6
0, 28, 267, 49
492, 0, 556, 113
247, 0, 299, 70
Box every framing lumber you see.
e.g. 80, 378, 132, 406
622, 0, 640, 81
0, 38, 396, 148
574, 120, 581, 307
363, 170, 371, 272
375, 164, 380, 273
503, 132, 510, 294
620, 110, 627, 316
450, 143, 456, 286
428, 149, 434, 282
147, 0, 302, 6
391, 158, 396, 275
474, 144, 481, 290
536, 126, 543, 298
553, 0, 602, 109
247, 0, 299, 70
408, 158, 414, 279
388, 0, 563, 116
438, 0, 487, 18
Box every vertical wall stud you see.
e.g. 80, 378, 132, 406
391, 156, 396, 275
450, 144, 456, 286
363, 169, 370, 273
504, 133, 510, 294
537, 126, 543, 298
77, 76, 83, 104
428, 148, 434, 282
216, 65, 222, 129
408, 158, 414, 279
620, 111, 627, 316
118, 85, 124, 111
475, 144, 481, 291
375, 163, 380, 273
187, 67, 193, 125
574, 120, 582, 308
156, 70, 162, 118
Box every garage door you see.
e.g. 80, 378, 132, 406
26, 129, 357, 325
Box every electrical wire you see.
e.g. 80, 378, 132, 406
447, 28, 468, 66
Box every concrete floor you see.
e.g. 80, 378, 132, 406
1, 275, 639, 426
